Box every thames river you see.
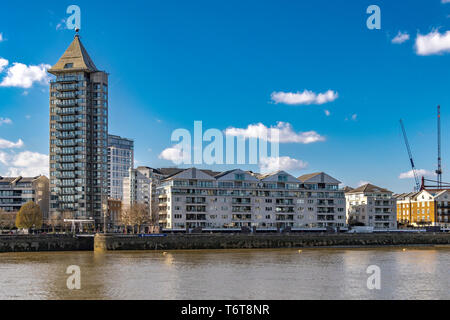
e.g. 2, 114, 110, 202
0, 247, 448, 300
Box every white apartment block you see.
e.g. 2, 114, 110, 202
157, 168, 346, 231
345, 184, 397, 230
107, 134, 134, 200
122, 166, 164, 218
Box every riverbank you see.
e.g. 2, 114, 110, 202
0, 235, 93, 253
1, 233, 449, 253
93, 233, 450, 252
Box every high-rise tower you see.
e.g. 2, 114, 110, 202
107, 134, 134, 200
48, 34, 108, 229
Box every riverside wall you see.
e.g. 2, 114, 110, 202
0, 235, 93, 253
93, 233, 450, 252
1, 233, 449, 253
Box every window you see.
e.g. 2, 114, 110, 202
64, 63, 73, 69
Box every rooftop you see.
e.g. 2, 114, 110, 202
346, 183, 392, 194
48, 35, 98, 74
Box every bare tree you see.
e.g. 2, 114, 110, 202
120, 203, 149, 234
0, 211, 16, 233
120, 206, 133, 234
130, 203, 149, 234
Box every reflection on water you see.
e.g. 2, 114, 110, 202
0, 247, 448, 300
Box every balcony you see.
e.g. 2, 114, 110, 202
56, 133, 77, 139
57, 117, 77, 124
56, 108, 80, 115
53, 84, 79, 92
186, 214, 207, 221
55, 92, 79, 99
51, 76, 79, 83
232, 214, 252, 221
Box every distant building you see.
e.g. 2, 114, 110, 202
108, 134, 134, 200
345, 184, 397, 229
395, 189, 450, 227
122, 167, 164, 222
157, 168, 346, 231
0, 176, 49, 221
48, 34, 109, 228
297, 172, 346, 228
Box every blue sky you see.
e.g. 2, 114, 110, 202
0, 0, 449, 193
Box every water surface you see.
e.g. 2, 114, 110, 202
0, 247, 448, 300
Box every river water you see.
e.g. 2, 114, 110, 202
0, 247, 448, 300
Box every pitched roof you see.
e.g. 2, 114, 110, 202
0, 176, 43, 185
343, 186, 354, 193
297, 172, 341, 184
158, 168, 185, 178
48, 35, 98, 74
297, 172, 323, 182
394, 192, 420, 200
346, 183, 392, 194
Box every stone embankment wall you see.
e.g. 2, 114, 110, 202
1, 233, 449, 253
94, 233, 450, 252
0, 235, 93, 253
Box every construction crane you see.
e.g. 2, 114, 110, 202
436, 105, 442, 189
400, 119, 421, 191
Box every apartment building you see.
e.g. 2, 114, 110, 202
345, 184, 397, 229
48, 34, 109, 228
0, 176, 49, 220
108, 134, 134, 200
157, 168, 346, 231
122, 167, 164, 220
395, 189, 450, 227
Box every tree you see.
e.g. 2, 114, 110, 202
120, 206, 133, 234
130, 203, 149, 234
120, 203, 149, 234
15, 201, 43, 231
0, 211, 16, 232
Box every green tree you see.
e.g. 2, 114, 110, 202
15, 201, 43, 231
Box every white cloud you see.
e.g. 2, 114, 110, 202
0, 138, 23, 149
399, 169, 435, 179
259, 156, 308, 173
159, 144, 190, 165
225, 122, 325, 144
0, 62, 51, 88
0, 149, 48, 177
271, 90, 338, 105
0, 33, 3, 42
56, 19, 67, 31
0, 118, 12, 125
5, 151, 49, 177
0, 58, 8, 73
0, 151, 9, 165
415, 30, 450, 56
324, 110, 330, 116
392, 31, 410, 44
